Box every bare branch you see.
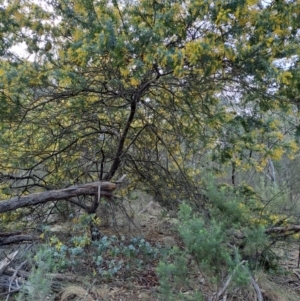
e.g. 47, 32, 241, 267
0, 176, 126, 214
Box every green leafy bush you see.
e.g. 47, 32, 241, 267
17, 247, 54, 301
35, 230, 163, 281
157, 194, 263, 300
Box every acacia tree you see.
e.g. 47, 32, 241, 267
0, 0, 299, 217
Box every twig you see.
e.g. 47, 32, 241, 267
83, 279, 96, 301
248, 272, 263, 301
0, 251, 19, 275
213, 260, 246, 300
138, 200, 154, 215
5, 268, 79, 282
0, 289, 20, 296
6, 260, 27, 301
114, 174, 126, 184
293, 271, 300, 280
4, 268, 30, 279
98, 183, 101, 204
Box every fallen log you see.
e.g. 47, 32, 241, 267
265, 225, 300, 234
0, 175, 125, 214
265, 225, 300, 236
0, 251, 18, 275
0, 235, 39, 246
233, 225, 300, 240
0, 231, 22, 237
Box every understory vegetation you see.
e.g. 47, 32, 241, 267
2, 174, 300, 300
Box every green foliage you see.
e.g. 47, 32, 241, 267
243, 226, 275, 270
157, 201, 254, 300
0, 0, 300, 214
178, 203, 232, 274
157, 247, 202, 301
91, 235, 162, 278
157, 167, 300, 297
39, 229, 162, 280
17, 247, 54, 301
1, 1, 300, 296
38, 211, 163, 277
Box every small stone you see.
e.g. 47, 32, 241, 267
168, 218, 179, 225
138, 292, 149, 299
160, 236, 177, 247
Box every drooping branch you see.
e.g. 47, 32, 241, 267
0, 176, 126, 214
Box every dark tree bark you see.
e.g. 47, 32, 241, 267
0, 178, 124, 214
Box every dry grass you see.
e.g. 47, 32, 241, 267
256, 271, 300, 301
60, 285, 95, 301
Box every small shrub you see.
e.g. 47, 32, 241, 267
178, 203, 232, 276
16, 247, 54, 301
37, 228, 163, 281
157, 199, 254, 300
157, 247, 194, 301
